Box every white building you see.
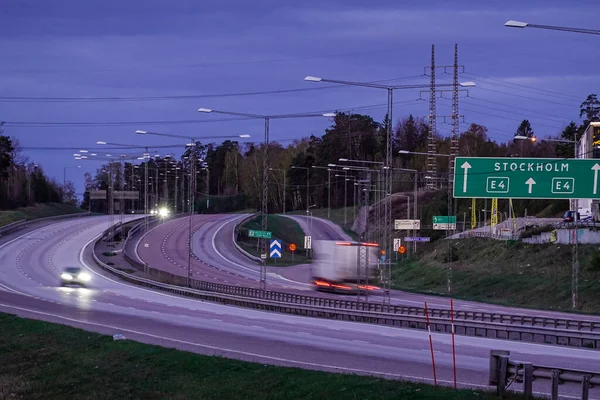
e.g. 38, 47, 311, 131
574, 121, 600, 215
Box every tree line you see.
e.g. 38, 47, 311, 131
85, 94, 600, 215
0, 125, 77, 210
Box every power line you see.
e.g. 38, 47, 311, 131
3, 98, 425, 128
1, 49, 393, 74
0, 75, 427, 103
465, 72, 583, 102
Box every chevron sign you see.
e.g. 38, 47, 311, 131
269, 239, 282, 258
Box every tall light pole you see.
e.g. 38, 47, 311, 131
198, 107, 334, 290
292, 165, 310, 258
514, 134, 581, 309
269, 167, 287, 214
305, 76, 475, 266
311, 165, 332, 219
504, 20, 600, 35
135, 130, 249, 287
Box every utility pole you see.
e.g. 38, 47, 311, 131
426, 44, 437, 190
261, 118, 269, 289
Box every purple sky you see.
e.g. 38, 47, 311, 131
1, 0, 599, 196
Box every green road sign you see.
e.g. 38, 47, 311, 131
433, 216, 456, 224
453, 157, 600, 199
248, 230, 272, 239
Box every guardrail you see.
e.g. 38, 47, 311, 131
91, 232, 600, 349
490, 350, 599, 399
118, 243, 600, 335
95, 224, 600, 349
232, 212, 261, 263
0, 212, 92, 237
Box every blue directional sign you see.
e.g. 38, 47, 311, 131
404, 237, 431, 242
269, 239, 282, 258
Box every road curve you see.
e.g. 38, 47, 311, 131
0, 216, 599, 398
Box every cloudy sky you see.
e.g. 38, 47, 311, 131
1, 0, 599, 195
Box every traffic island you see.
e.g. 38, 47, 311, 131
0, 312, 527, 400
235, 214, 311, 266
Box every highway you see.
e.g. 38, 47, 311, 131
0, 215, 599, 398
135, 212, 600, 322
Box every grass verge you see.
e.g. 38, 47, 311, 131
391, 238, 600, 314
0, 203, 86, 228
0, 312, 522, 400
237, 214, 311, 265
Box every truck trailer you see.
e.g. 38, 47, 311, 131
311, 240, 381, 294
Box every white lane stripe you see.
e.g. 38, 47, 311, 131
0, 301, 487, 390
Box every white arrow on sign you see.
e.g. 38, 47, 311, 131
525, 177, 536, 194
461, 161, 471, 193
592, 163, 600, 195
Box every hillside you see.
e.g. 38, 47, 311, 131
392, 238, 600, 314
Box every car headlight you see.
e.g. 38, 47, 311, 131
61, 273, 73, 280
78, 272, 91, 282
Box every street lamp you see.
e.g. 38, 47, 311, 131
198, 107, 333, 289
269, 167, 287, 214
504, 20, 600, 35
306, 76, 476, 261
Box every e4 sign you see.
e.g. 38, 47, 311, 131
453, 157, 600, 199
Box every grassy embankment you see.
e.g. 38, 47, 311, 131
392, 238, 600, 314
0, 312, 526, 400
288, 206, 358, 240
0, 203, 86, 228
237, 214, 311, 265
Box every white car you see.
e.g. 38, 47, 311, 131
60, 267, 91, 287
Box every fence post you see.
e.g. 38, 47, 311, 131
489, 350, 510, 387
551, 369, 560, 400
582, 375, 591, 400
523, 362, 533, 398
496, 355, 508, 396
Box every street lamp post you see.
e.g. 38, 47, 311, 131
269, 167, 287, 214
198, 108, 333, 289
311, 165, 332, 219
305, 76, 475, 260
505, 20, 600, 35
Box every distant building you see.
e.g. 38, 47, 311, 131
575, 121, 600, 216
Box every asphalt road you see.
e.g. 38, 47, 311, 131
136, 212, 600, 321
1, 215, 599, 398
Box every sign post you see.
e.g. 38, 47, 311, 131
393, 238, 401, 262
453, 156, 593, 310
289, 243, 296, 263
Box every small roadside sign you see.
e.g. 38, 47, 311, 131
304, 235, 312, 249
398, 246, 407, 254
248, 230, 272, 239
270, 240, 281, 258
394, 219, 420, 230
404, 237, 431, 242
393, 238, 401, 251
289, 243, 297, 252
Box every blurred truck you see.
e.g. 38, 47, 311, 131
311, 240, 381, 294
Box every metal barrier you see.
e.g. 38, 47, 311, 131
0, 212, 92, 237
93, 224, 600, 349
232, 212, 261, 263
490, 350, 600, 399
